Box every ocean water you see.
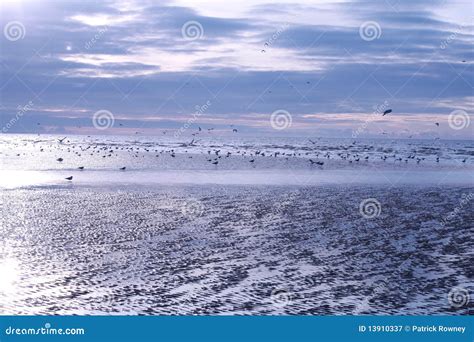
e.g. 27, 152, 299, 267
0, 134, 472, 187
0, 134, 472, 315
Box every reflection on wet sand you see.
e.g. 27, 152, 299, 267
0, 185, 471, 315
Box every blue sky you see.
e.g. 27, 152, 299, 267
0, 0, 472, 138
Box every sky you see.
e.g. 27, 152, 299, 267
0, 0, 472, 138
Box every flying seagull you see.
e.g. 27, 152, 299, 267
58, 137, 67, 143
382, 109, 392, 116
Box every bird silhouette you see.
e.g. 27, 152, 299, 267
382, 109, 392, 116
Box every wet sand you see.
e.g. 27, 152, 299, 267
0, 184, 472, 315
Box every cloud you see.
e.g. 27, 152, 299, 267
0, 0, 472, 138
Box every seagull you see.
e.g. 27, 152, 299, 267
435, 122, 439, 127
382, 109, 392, 116
78, 166, 84, 170
65, 176, 73, 181
120, 167, 126, 170
249, 159, 255, 163
56, 157, 63, 162
261, 49, 266, 53
212, 161, 218, 165
180, 139, 196, 147
58, 137, 67, 143
232, 129, 238, 133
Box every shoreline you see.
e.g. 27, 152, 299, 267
0, 169, 473, 189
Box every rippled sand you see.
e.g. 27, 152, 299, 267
0, 185, 472, 315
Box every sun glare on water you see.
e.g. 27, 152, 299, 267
0, 258, 20, 294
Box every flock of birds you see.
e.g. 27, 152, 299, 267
2, 123, 469, 183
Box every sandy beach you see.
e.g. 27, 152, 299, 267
0, 135, 472, 315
